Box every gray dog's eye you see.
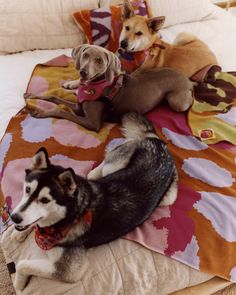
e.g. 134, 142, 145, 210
26, 186, 31, 193
83, 53, 89, 59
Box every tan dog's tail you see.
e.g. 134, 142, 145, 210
174, 32, 197, 46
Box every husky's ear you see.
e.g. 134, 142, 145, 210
122, 0, 135, 20
30, 147, 50, 170
147, 16, 165, 33
105, 51, 121, 82
57, 168, 77, 196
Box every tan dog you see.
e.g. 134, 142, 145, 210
26, 44, 193, 131
119, 0, 218, 78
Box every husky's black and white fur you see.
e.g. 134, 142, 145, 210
9, 113, 178, 290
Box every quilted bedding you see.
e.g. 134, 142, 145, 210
1, 55, 236, 295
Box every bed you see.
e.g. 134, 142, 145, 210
1, 0, 236, 294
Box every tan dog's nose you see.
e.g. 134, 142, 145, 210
120, 39, 128, 49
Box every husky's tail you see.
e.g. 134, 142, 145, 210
121, 113, 157, 140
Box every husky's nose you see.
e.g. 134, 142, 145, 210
80, 69, 87, 79
11, 213, 23, 224
120, 39, 128, 49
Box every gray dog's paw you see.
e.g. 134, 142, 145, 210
62, 80, 79, 90
28, 107, 44, 118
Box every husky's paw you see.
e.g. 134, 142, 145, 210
14, 272, 29, 291
62, 80, 79, 90
14, 261, 32, 290
87, 169, 99, 180
87, 166, 103, 180
1, 225, 15, 246
11, 227, 33, 243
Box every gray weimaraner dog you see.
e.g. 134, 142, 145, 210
25, 44, 193, 131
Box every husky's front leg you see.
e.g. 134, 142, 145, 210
11, 226, 33, 243
14, 259, 56, 291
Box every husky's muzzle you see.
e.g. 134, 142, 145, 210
11, 213, 41, 231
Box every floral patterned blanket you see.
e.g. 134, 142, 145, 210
1, 56, 236, 282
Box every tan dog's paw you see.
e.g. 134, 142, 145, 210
62, 80, 80, 90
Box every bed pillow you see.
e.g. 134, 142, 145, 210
99, 0, 215, 28
0, 0, 100, 55
73, 0, 149, 53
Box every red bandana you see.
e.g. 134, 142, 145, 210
34, 210, 92, 251
118, 43, 165, 74
77, 75, 123, 103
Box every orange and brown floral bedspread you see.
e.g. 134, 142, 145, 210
1, 56, 236, 281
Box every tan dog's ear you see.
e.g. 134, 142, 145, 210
105, 52, 121, 82
122, 0, 135, 20
147, 16, 165, 33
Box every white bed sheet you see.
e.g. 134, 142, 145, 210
0, 48, 72, 140
1, 6, 236, 141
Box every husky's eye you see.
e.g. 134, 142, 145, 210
26, 186, 31, 193
83, 53, 89, 59
125, 26, 130, 31
40, 197, 50, 204
136, 31, 143, 36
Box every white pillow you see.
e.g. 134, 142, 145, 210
0, 0, 99, 54
146, 0, 215, 27
99, 0, 215, 28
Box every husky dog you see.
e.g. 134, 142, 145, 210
9, 113, 178, 290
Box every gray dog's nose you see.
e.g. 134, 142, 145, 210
11, 213, 23, 224
120, 39, 128, 49
80, 70, 87, 79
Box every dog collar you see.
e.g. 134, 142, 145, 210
118, 43, 166, 74
34, 210, 92, 251
77, 76, 123, 103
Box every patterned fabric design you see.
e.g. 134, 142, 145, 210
73, 0, 148, 53
189, 67, 236, 144
1, 56, 236, 281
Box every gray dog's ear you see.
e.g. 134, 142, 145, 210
71, 44, 89, 70
71, 44, 88, 60
122, 0, 135, 20
147, 16, 165, 33
105, 52, 121, 82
